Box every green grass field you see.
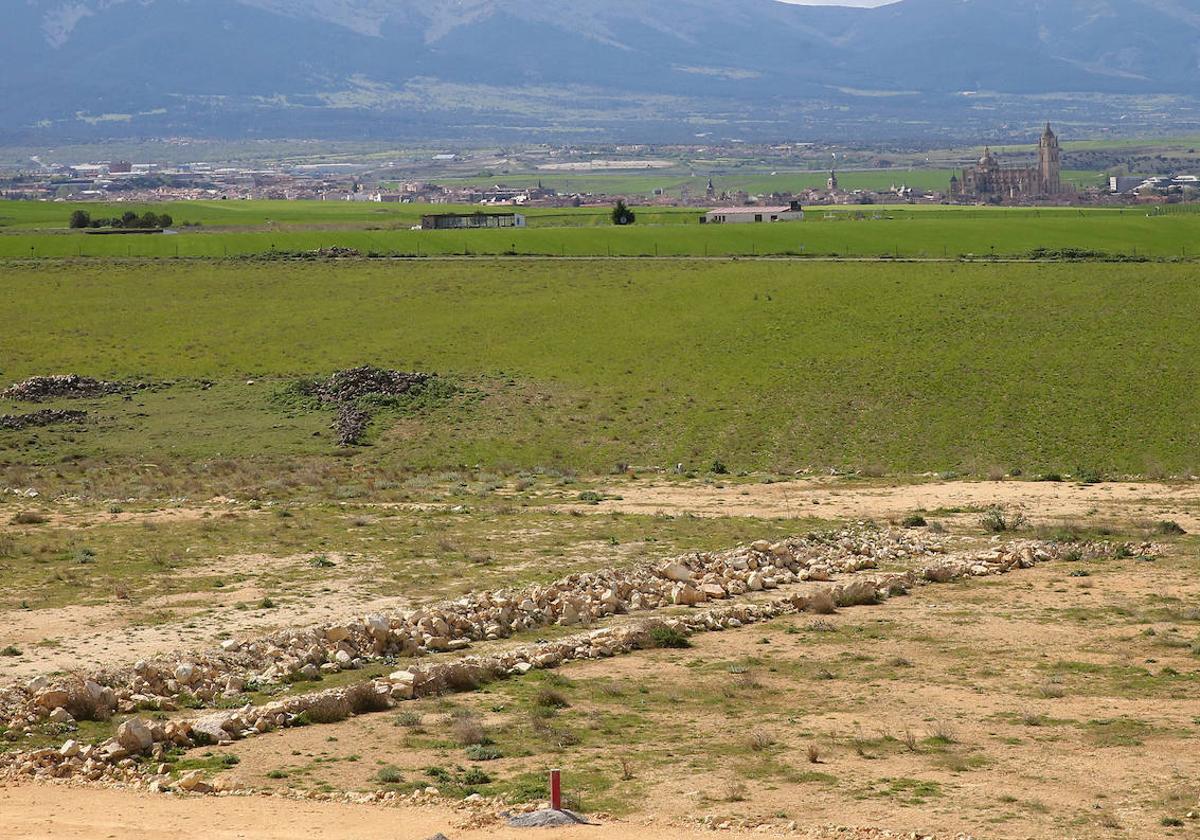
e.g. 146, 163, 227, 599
3, 259, 1199, 489
1, 200, 1196, 259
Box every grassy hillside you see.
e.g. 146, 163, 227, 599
2, 259, 1198, 486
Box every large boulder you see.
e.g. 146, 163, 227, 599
659, 562, 694, 584
116, 718, 154, 754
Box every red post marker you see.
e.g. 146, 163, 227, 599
550, 768, 562, 811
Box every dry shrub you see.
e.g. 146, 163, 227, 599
1038, 681, 1066, 699
723, 780, 748, 802
747, 729, 776, 752
347, 682, 391, 715
806, 590, 837, 615
928, 720, 957, 744
534, 687, 571, 709
835, 581, 880, 608
62, 676, 109, 722
443, 666, 484, 692
451, 716, 486, 746
11, 511, 48, 525
619, 756, 634, 780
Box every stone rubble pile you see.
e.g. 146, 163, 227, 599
0, 530, 1159, 791
1, 375, 128, 403
0, 409, 89, 430
297, 365, 433, 446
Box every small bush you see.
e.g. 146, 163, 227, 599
309, 555, 336, 568
709, 460, 728, 475
577, 491, 603, 503
375, 766, 404, 784
534, 687, 571, 710
1155, 520, 1187, 536
0, 646, 22, 657
395, 711, 422, 728
465, 744, 502, 761
902, 514, 927, 528
724, 781, 748, 802
1035, 473, 1063, 483
648, 625, 691, 649
1161, 817, 1184, 827
266, 769, 288, 779
462, 767, 492, 786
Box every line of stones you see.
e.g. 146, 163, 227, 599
4, 528, 939, 731
2, 534, 1148, 790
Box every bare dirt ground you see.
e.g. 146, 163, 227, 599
3, 479, 1198, 839
563, 478, 1200, 530
0, 784, 629, 840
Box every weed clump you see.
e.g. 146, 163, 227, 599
980, 506, 1027, 533
648, 625, 692, 649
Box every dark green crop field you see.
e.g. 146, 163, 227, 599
2, 259, 1198, 486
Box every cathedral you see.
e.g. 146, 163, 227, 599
949, 124, 1063, 200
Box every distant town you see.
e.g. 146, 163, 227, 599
1, 129, 1197, 213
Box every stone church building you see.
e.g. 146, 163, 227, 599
950, 124, 1064, 199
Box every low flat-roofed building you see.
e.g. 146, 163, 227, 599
421, 212, 526, 230
701, 202, 804, 224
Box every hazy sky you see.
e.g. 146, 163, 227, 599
778, 1, 898, 6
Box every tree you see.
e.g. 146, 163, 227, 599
69, 210, 91, 229
140, 212, 160, 229
120, 210, 138, 228
611, 200, 636, 226
158, 214, 173, 229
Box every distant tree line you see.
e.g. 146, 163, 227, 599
69, 210, 173, 230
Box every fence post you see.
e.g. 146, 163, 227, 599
550, 769, 562, 810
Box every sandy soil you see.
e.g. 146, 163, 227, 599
564, 478, 1200, 529
0, 564, 408, 681
4, 479, 1198, 838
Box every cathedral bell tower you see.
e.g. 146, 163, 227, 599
1038, 123, 1062, 196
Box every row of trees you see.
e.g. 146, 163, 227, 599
69, 210, 173, 230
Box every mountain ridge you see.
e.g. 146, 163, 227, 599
4, 0, 1199, 143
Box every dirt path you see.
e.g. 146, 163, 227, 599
565, 478, 1200, 529
0, 784, 853, 840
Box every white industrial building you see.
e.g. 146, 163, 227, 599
701, 202, 804, 224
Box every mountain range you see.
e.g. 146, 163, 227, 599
3, 0, 1199, 144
